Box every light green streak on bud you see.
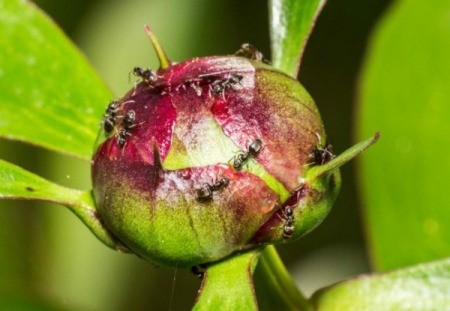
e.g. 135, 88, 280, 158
163, 114, 290, 202
163, 114, 239, 169
245, 159, 290, 202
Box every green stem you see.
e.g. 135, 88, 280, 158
193, 250, 261, 310
260, 245, 311, 311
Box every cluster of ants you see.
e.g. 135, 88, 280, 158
101, 67, 160, 148
103, 101, 137, 148
130, 43, 265, 98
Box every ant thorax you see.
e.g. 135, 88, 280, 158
232, 138, 262, 170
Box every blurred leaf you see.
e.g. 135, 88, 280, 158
0, 159, 119, 249
0, 0, 112, 160
269, 0, 326, 77
310, 258, 450, 311
358, 0, 450, 270
192, 250, 260, 311
0, 298, 58, 311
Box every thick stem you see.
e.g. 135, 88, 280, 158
193, 250, 261, 310
259, 245, 311, 311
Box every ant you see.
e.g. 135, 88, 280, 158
232, 139, 262, 170
197, 177, 230, 201
103, 101, 119, 134
133, 66, 158, 85
116, 110, 137, 148
282, 206, 295, 239
117, 129, 131, 148
310, 144, 335, 165
210, 74, 243, 97
235, 43, 270, 64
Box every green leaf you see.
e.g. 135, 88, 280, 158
0, 159, 122, 250
0, 0, 113, 160
310, 258, 450, 310
192, 250, 261, 311
269, 0, 326, 77
357, 0, 450, 270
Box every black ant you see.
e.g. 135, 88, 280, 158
117, 129, 131, 148
282, 206, 295, 239
116, 110, 137, 148
235, 43, 270, 64
232, 139, 262, 170
103, 101, 119, 134
197, 177, 230, 201
133, 66, 158, 85
211, 74, 243, 97
310, 144, 335, 165
122, 110, 135, 128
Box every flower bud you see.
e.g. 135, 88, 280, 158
91, 31, 360, 267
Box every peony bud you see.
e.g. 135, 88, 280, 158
92, 30, 351, 267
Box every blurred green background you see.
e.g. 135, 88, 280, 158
0, 0, 393, 310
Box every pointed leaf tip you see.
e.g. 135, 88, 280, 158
307, 132, 380, 181
144, 25, 171, 70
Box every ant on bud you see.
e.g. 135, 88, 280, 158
117, 129, 132, 148
282, 206, 295, 239
133, 66, 158, 85
232, 139, 262, 170
197, 177, 230, 201
117, 109, 138, 148
310, 144, 335, 165
235, 43, 271, 64
210, 74, 243, 97
103, 101, 119, 134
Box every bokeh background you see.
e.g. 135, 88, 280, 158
0, 0, 394, 310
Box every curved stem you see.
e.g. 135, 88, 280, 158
260, 245, 311, 311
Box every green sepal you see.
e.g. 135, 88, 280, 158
306, 132, 380, 182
